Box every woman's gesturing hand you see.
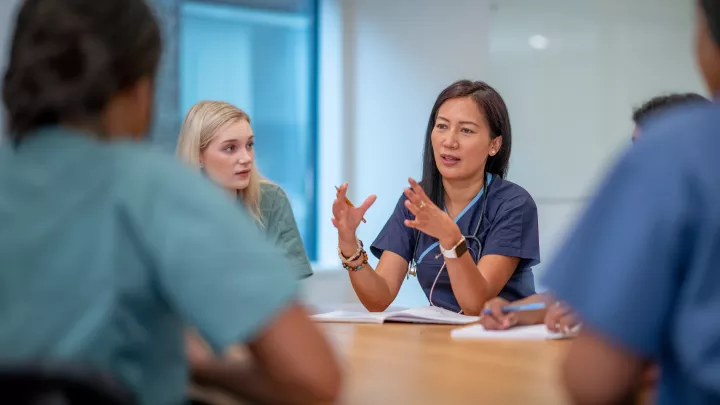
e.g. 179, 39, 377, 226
332, 182, 376, 245
402, 178, 461, 248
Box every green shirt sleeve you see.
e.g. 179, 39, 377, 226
122, 149, 298, 353
260, 183, 314, 279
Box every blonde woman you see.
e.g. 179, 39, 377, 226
178, 100, 313, 279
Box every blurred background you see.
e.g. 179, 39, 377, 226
0, 0, 704, 308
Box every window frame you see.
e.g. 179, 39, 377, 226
176, 0, 320, 261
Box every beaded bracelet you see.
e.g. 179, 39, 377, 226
342, 250, 368, 272
338, 239, 364, 262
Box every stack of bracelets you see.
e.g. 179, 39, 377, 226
338, 239, 368, 271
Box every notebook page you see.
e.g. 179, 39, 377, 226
451, 324, 578, 340
388, 306, 480, 325
311, 310, 391, 324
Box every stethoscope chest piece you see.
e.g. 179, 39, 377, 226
407, 261, 417, 279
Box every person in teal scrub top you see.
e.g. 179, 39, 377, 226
0, 1, 340, 405
177, 100, 313, 279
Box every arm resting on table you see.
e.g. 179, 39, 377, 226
191, 303, 342, 405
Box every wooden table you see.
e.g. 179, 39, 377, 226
321, 323, 572, 405
192, 320, 656, 405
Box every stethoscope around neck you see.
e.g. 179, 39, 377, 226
407, 173, 493, 312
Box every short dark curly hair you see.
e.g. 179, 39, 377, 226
2, 0, 162, 144
632, 93, 710, 127
701, 0, 720, 46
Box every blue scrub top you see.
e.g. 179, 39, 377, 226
543, 103, 720, 404
371, 174, 540, 312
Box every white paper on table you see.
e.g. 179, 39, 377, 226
451, 324, 581, 340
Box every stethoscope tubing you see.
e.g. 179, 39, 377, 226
408, 174, 493, 313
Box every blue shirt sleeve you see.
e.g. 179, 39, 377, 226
543, 140, 690, 358
370, 195, 416, 263
124, 151, 298, 353
482, 194, 540, 267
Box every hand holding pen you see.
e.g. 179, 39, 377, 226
331, 183, 376, 246
481, 302, 546, 316
480, 297, 547, 330
335, 185, 368, 223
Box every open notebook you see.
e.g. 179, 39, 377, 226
311, 306, 480, 325
451, 324, 581, 340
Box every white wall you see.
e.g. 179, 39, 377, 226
306, 0, 705, 310
486, 0, 704, 285
312, 0, 491, 308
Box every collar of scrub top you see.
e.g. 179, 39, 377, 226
414, 172, 494, 265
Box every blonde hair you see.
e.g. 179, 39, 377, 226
177, 100, 265, 224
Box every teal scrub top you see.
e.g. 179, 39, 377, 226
0, 127, 298, 405
258, 182, 313, 279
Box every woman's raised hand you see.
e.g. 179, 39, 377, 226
332, 183, 376, 244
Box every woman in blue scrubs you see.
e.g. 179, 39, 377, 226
333, 80, 540, 315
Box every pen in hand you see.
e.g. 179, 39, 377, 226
335, 185, 367, 223
481, 302, 546, 316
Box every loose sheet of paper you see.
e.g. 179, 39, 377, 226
451, 324, 580, 340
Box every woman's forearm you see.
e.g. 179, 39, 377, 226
339, 238, 393, 312
439, 229, 528, 315
434, 229, 490, 314
443, 252, 492, 315
347, 264, 394, 311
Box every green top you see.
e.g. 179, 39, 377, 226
258, 182, 314, 279
0, 127, 298, 405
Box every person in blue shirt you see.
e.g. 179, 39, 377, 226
480, 92, 712, 333
631, 92, 709, 142
541, 1, 720, 404
333, 80, 540, 315
0, 1, 340, 404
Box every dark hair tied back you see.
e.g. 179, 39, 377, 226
2, 0, 162, 144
